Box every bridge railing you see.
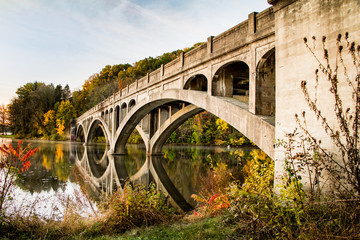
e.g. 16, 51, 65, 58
213, 21, 248, 54
137, 76, 147, 89
255, 7, 274, 33
149, 68, 161, 84
129, 82, 136, 93
183, 43, 208, 67
163, 57, 181, 76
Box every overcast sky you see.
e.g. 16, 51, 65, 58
0, 0, 270, 106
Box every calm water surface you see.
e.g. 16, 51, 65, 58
0, 138, 255, 219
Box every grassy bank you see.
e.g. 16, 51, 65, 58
0, 134, 14, 138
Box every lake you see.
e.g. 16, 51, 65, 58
0, 138, 255, 219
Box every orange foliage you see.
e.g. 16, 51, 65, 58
0, 140, 38, 173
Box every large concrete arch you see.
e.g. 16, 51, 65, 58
86, 117, 112, 146
112, 89, 275, 158
150, 104, 204, 154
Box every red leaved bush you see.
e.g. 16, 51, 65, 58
0, 141, 38, 216
0, 140, 37, 173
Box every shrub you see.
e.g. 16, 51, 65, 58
100, 183, 174, 234
0, 141, 38, 219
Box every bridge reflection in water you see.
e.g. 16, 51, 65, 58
72, 143, 249, 212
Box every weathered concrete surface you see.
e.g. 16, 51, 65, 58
270, 0, 360, 186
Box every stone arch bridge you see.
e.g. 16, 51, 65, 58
73, 7, 276, 159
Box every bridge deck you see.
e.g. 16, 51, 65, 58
219, 97, 275, 126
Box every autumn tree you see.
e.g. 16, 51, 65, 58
0, 105, 9, 135
8, 82, 72, 138
55, 100, 75, 136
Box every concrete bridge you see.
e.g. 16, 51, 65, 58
73, 0, 360, 192
73, 7, 276, 159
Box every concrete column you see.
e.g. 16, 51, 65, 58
171, 104, 180, 115
159, 107, 169, 126
111, 108, 115, 139
109, 109, 113, 132
180, 52, 184, 67
149, 110, 158, 139
161, 64, 164, 76
248, 12, 257, 34
207, 36, 214, 55
141, 114, 150, 135
207, 66, 212, 96
248, 45, 256, 114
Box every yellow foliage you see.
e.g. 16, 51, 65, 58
43, 110, 55, 125
229, 137, 246, 146
55, 144, 64, 163
216, 118, 228, 132
56, 119, 65, 136
242, 149, 274, 196
42, 154, 52, 170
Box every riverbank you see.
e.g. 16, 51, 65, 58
0, 134, 14, 139
2, 184, 359, 240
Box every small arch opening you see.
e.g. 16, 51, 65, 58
256, 48, 275, 116
120, 103, 127, 122
115, 105, 120, 130
212, 61, 249, 103
184, 74, 208, 91
129, 99, 136, 112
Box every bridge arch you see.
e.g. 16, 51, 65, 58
211, 61, 250, 103
150, 104, 203, 153
87, 145, 109, 178
256, 48, 275, 116
76, 124, 86, 142
109, 108, 113, 130
183, 74, 208, 91
86, 117, 112, 146
120, 102, 127, 122
112, 89, 274, 158
115, 105, 120, 130
128, 99, 136, 112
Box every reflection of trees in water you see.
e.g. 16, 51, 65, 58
16, 142, 73, 193
161, 146, 255, 203
124, 144, 146, 176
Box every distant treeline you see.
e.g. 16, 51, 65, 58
72, 42, 203, 116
